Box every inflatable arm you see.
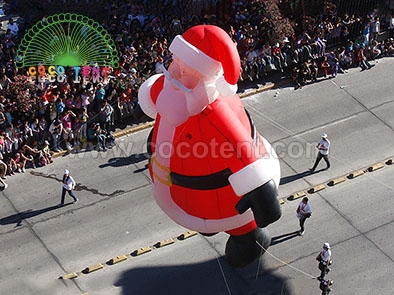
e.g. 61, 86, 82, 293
138, 74, 164, 119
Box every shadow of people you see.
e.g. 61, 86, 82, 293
0, 203, 72, 226
280, 168, 327, 185
270, 231, 300, 246
134, 163, 149, 173
307, 168, 327, 174
114, 257, 295, 295
99, 153, 148, 169
280, 171, 311, 185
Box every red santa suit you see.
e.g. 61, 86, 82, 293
139, 25, 280, 238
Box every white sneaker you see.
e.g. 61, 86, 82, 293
3, 183, 8, 189
299, 230, 305, 236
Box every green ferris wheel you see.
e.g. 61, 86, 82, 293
16, 13, 119, 68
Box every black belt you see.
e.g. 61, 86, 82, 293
170, 168, 232, 190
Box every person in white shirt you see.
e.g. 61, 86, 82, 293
58, 169, 78, 207
296, 197, 312, 235
316, 242, 332, 280
262, 41, 275, 70
6, 18, 18, 37
0, 152, 8, 189
390, 13, 394, 38
155, 56, 164, 74
370, 16, 380, 44
310, 133, 331, 171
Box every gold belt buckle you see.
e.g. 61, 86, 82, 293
150, 156, 172, 186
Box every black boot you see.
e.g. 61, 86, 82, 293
235, 179, 281, 228
225, 227, 271, 268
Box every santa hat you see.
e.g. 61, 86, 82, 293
169, 25, 240, 96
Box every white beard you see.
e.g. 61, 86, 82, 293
156, 79, 189, 127
156, 78, 217, 127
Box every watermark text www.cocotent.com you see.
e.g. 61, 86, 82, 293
68, 139, 319, 160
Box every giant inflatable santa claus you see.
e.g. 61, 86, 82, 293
139, 25, 281, 267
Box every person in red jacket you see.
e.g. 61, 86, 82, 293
139, 25, 281, 267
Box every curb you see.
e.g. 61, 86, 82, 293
386, 158, 394, 165
154, 238, 175, 248
108, 255, 128, 265
178, 231, 198, 240
348, 169, 365, 179
132, 246, 152, 256
288, 191, 306, 201
307, 184, 326, 194
328, 176, 346, 186
60, 272, 77, 280
113, 121, 155, 139
367, 162, 384, 172
82, 263, 104, 274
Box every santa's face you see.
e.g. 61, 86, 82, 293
168, 57, 203, 90
155, 56, 215, 127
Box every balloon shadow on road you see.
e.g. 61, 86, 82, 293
0, 203, 71, 226
115, 258, 295, 295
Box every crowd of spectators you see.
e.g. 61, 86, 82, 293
230, 2, 394, 83
0, 0, 394, 182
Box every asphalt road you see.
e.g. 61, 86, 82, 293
1, 57, 394, 295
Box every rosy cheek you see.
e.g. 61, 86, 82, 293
168, 64, 180, 79
180, 75, 200, 88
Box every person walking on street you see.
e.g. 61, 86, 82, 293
319, 278, 334, 295
296, 197, 312, 235
310, 133, 330, 171
59, 169, 78, 206
316, 242, 332, 281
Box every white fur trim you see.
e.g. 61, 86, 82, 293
215, 76, 237, 96
229, 148, 280, 196
169, 35, 222, 78
138, 74, 162, 119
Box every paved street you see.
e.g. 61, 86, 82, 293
1, 57, 394, 295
